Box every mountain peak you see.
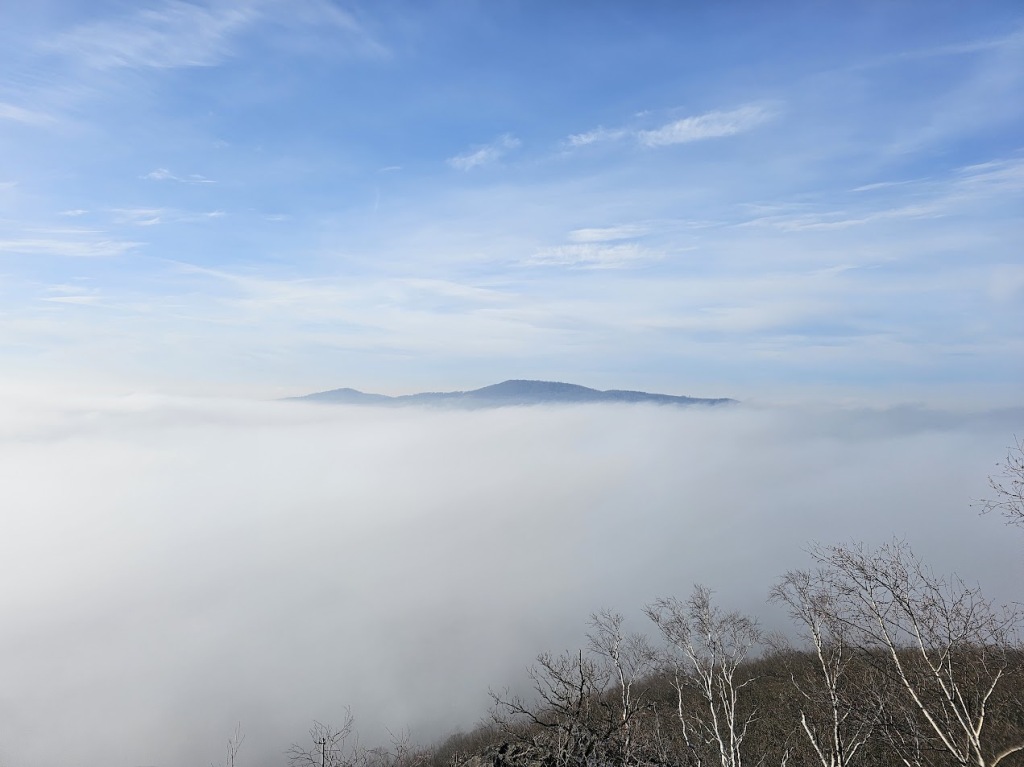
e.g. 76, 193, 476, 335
293, 380, 735, 408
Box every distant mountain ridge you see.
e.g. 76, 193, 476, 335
292, 379, 736, 408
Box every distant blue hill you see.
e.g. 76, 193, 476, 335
291, 379, 736, 408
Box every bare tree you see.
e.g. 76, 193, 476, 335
288, 711, 357, 767
226, 722, 245, 767
362, 727, 428, 767
646, 586, 762, 767
770, 569, 878, 767
807, 539, 1024, 767
488, 610, 661, 766
490, 647, 613, 766
211, 722, 245, 767
587, 609, 658, 764
977, 437, 1024, 529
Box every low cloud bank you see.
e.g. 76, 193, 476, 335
0, 395, 1020, 767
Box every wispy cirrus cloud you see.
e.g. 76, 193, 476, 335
0, 237, 139, 258
42, 1, 260, 70
565, 104, 776, 150
38, 0, 383, 73
637, 105, 775, 147
526, 242, 656, 269
143, 168, 216, 184
567, 225, 648, 243
859, 25, 1024, 68
565, 126, 629, 147
851, 179, 924, 193
742, 156, 1024, 233
447, 134, 521, 170
44, 283, 100, 297
741, 203, 941, 233
953, 157, 1024, 193
111, 207, 226, 226
42, 294, 102, 305
111, 208, 165, 226
524, 224, 657, 268
0, 101, 57, 127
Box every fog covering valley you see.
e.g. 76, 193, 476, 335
0, 390, 1020, 767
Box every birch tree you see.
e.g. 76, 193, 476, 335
646, 586, 762, 767
807, 540, 1024, 767
770, 569, 877, 767
587, 608, 658, 764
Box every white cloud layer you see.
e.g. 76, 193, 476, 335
0, 394, 1019, 767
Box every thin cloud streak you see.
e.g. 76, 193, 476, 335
858, 24, 1024, 68
740, 156, 1024, 232
638, 105, 775, 147
144, 168, 216, 183
0, 237, 140, 258
526, 242, 657, 269
42, 295, 102, 305
0, 101, 57, 126
566, 126, 629, 147
567, 225, 648, 243
447, 134, 522, 170
110, 207, 226, 226
42, 0, 260, 70
564, 104, 776, 150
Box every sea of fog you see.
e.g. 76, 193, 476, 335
0, 393, 1021, 767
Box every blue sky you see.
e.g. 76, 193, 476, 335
1, 1, 1022, 400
